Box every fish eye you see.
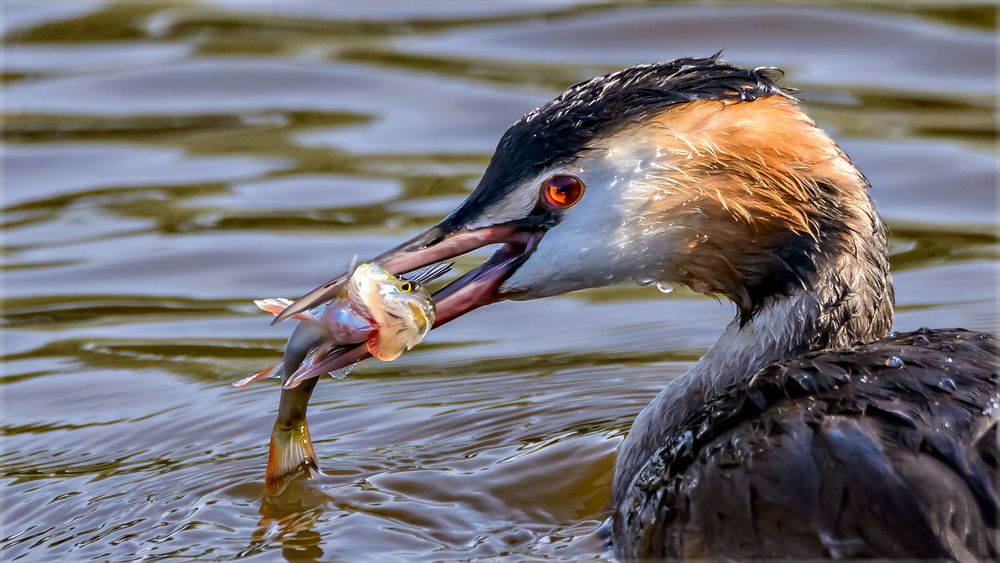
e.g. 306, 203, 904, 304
541, 174, 585, 210
398, 281, 413, 292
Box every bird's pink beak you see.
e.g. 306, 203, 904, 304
277, 221, 543, 387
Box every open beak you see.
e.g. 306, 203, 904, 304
277, 218, 544, 388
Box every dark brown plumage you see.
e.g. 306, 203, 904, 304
614, 329, 999, 559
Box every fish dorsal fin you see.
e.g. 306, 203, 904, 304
254, 298, 321, 322
405, 262, 453, 286
254, 298, 294, 316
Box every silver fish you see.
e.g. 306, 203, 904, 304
233, 261, 449, 495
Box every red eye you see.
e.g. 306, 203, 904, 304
541, 174, 585, 209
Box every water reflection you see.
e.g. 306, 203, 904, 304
250, 481, 333, 561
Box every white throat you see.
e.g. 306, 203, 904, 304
690, 290, 823, 386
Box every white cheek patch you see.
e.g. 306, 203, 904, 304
502, 144, 685, 299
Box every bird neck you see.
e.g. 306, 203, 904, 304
613, 211, 894, 501
688, 284, 849, 391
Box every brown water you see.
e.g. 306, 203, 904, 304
1, 1, 997, 560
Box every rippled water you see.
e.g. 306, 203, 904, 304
2, 1, 997, 560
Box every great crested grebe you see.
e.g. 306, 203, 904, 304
274, 55, 999, 558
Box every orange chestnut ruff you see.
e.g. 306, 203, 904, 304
542, 174, 585, 209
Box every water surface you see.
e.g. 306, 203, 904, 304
2, 1, 997, 560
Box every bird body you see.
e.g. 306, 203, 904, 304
614, 329, 998, 559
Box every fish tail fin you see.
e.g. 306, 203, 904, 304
264, 418, 320, 496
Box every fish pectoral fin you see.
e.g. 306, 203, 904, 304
232, 360, 282, 388
287, 346, 325, 382
282, 348, 334, 389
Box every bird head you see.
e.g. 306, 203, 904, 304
276, 55, 876, 384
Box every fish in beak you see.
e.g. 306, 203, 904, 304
276, 216, 547, 387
